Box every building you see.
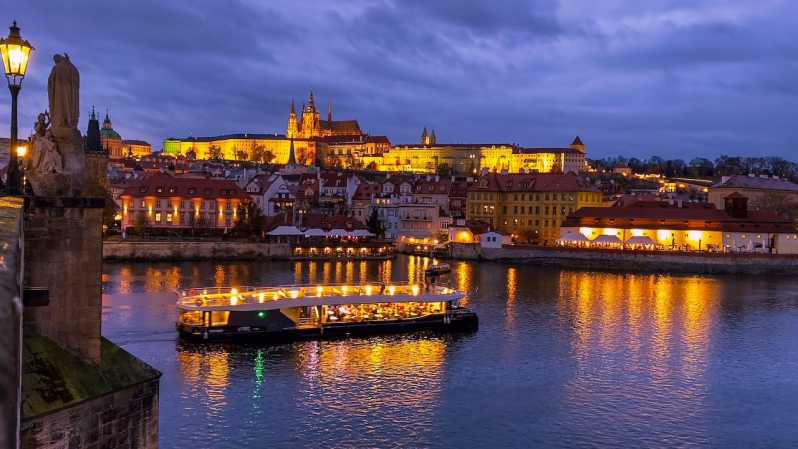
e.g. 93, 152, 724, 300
162, 133, 320, 165
119, 173, 249, 231
377, 134, 586, 175
121, 139, 152, 158
318, 135, 391, 169
99, 111, 123, 158
286, 91, 365, 140
466, 173, 603, 244
560, 195, 798, 254
709, 174, 798, 212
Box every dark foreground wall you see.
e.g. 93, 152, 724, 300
20, 336, 160, 449
0, 197, 24, 449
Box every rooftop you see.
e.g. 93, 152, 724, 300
711, 174, 798, 192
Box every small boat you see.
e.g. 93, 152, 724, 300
176, 282, 477, 341
425, 263, 451, 276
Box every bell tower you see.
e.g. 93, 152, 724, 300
287, 99, 298, 138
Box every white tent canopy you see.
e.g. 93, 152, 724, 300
592, 234, 623, 244
350, 229, 375, 237
326, 229, 351, 238
268, 225, 304, 236
304, 228, 327, 237
626, 235, 655, 246
558, 232, 589, 243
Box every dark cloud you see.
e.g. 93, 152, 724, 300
1, 0, 796, 159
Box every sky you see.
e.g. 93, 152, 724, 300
3, 0, 798, 160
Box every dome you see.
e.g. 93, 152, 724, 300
100, 127, 122, 140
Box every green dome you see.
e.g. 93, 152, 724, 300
100, 127, 121, 140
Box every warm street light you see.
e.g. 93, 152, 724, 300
0, 21, 34, 195
15, 144, 26, 158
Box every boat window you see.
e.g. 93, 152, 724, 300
210, 311, 230, 326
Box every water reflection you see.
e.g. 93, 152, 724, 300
102, 256, 798, 449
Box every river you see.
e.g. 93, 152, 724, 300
101, 255, 798, 448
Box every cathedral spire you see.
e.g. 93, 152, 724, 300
430, 129, 436, 145
85, 105, 103, 153
290, 99, 296, 114
327, 102, 332, 123
288, 138, 297, 166
308, 90, 315, 110
421, 127, 428, 145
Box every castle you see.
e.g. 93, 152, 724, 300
287, 91, 364, 139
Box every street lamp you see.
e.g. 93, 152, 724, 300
0, 21, 34, 195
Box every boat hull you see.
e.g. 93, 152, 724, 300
178, 310, 478, 342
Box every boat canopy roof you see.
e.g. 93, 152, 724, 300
177, 283, 464, 312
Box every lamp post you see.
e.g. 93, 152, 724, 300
0, 21, 34, 195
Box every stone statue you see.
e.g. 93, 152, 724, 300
47, 53, 80, 129
27, 54, 86, 196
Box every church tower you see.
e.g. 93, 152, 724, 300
327, 102, 332, 123
287, 99, 298, 138
301, 91, 320, 138
421, 127, 428, 145
570, 136, 585, 153
85, 106, 103, 153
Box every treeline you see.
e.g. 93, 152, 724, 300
590, 155, 798, 181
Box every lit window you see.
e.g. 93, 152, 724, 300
155, 213, 162, 222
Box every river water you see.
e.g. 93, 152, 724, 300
101, 255, 798, 448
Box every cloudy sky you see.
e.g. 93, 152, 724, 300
4, 0, 798, 159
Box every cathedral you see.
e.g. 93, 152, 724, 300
287, 91, 364, 139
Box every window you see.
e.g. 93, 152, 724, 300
140, 200, 146, 208
155, 213, 162, 222
156, 200, 161, 209
166, 213, 173, 223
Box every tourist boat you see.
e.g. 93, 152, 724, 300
425, 263, 451, 276
176, 283, 478, 341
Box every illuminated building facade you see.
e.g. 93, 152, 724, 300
287, 92, 364, 140
162, 133, 319, 166
120, 173, 248, 231
100, 111, 123, 158
560, 195, 798, 253
467, 173, 603, 244
121, 139, 152, 158
376, 135, 586, 175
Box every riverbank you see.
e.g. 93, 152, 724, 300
443, 242, 798, 274
103, 240, 291, 261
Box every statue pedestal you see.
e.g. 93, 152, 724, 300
23, 197, 104, 364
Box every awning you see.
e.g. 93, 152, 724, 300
304, 228, 327, 237
592, 234, 623, 244
626, 235, 654, 246
326, 229, 351, 237
350, 229, 375, 237
268, 225, 304, 236
558, 232, 589, 243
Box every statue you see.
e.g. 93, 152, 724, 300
48, 53, 80, 129
27, 54, 85, 196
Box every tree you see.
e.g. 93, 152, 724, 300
437, 163, 452, 177
250, 145, 266, 163
102, 188, 120, 233
517, 227, 539, 244
236, 149, 248, 161
207, 144, 222, 161
754, 192, 798, 220
232, 202, 265, 236
366, 209, 385, 238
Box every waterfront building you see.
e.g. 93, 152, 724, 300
245, 173, 292, 216
318, 134, 391, 169
120, 173, 249, 231
560, 194, 798, 253
708, 174, 798, 212
467, 173, 603, 244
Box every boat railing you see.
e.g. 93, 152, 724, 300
176, 282, 458, 309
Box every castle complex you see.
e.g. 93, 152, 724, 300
161, 91, 587, 174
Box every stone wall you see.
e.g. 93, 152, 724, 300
103, 240, 291, 261
0, 197, 24, 449
24, 198, 104, 363
21, 379, 159, 449
445, 242, 798, 274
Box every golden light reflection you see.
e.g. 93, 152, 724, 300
506, 267, 517, 330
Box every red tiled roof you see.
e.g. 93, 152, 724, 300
353, 183, 381, 200
366, 135, 391, 144
711, 175, 798, 192
564, 204, 795, 233
320, 171, 347, 188
319, 120, 362, 134
414, 178, 452, 194
468, 173, 598, 193
302, 213, 367, 231
120, 173, 249, 200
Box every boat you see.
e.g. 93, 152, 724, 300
425, 263, 451, 276
176, 282, 478, 341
